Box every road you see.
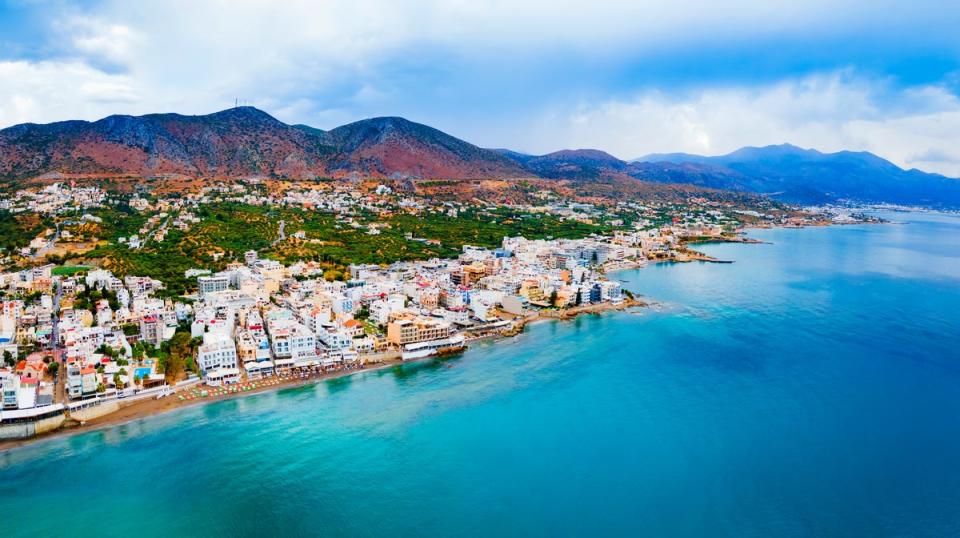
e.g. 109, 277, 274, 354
51, 279, 65, 402
272, 219, 286, 246
31, 221, 61, 260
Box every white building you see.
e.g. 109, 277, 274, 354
198, 275, 230, 296
270, 322, 316, 360
197, 334, 240, 386
317, 327, 352, 351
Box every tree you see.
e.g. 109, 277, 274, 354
549, 289, 559, 308
96, 344, 118, 359
575, 288, 582, 306
2, 350, 13, 367
162, 353, 185, 383
160, 330, 197, 383
47, 361, 59, 377
132, 342, 144, 361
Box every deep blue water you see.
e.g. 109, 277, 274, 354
2, 211, 960, 537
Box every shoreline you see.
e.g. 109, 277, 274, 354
0, 358, 406, 453
0, 298, 646, 453
1, 218, 881, 454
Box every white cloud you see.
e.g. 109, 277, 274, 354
65, 16, 142, 71
1, 1, 959, 178
520, 73, 960, 176
0, 60, 139, 126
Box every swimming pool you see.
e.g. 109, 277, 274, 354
134, 367, 151, 379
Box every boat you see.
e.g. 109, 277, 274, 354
401, 334, 467, 361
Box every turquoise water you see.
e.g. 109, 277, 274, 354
3, 211, 960, 537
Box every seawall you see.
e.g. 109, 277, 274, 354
69, 401, 120, 422
0, 413, 66, 440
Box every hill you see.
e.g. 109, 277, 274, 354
636, 144, 960, 206
0, 108, 529, 182
0, 107, 337, 180
2, 108, 958, 206
321, 117, 527, 179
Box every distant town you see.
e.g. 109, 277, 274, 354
0, 179, 870, 442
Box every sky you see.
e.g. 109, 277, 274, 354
1, 0, 960, 175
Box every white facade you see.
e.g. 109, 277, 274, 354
197, 335, 239, 379
270, 323, 316, 359
198, 275, 230, 296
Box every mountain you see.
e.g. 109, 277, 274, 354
0, 107, 337, 180
516, 149, 629, 180
636, 144, 960, 206
320, 117, 527, 179
0, 108, 526, 181
633, 152, 711, 165
2, 108, 958, 206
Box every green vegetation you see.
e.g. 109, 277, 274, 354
390, 208, 609, 249
134, 323, 201, 383
96, 344, 121, 360
82, 202, 610, 295
0, 210, 50, 252
52, 265, 90, 276
87, 202, 149, 242
121, 323, 139, 336
74, 286, 120, 312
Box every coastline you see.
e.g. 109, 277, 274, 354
0, 297, 646, 453
0, 358, 404, 453
1, 218, 883, 454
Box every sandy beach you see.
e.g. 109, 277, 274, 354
0, 298, 647, 452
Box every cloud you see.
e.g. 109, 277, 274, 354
0, 60, 138, 126
1, 1, 959, 176
515, 73, 960, 176
907, 148, 957, 164
63, 16, 142, 72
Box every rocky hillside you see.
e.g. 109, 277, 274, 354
321, 116, 527, 179
3, 107, 958, 206
0, 107, 337, 180
0, 108, 527, 181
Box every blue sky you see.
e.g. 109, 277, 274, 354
2, 0, 960, 174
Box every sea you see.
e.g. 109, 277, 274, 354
2, 210, 959, 537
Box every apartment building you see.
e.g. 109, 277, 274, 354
386, 314, 452, 346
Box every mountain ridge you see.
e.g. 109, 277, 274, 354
635, 143, 960, 205
1, 108, 958, 206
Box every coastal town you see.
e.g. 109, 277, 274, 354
0, 180, 862, 442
